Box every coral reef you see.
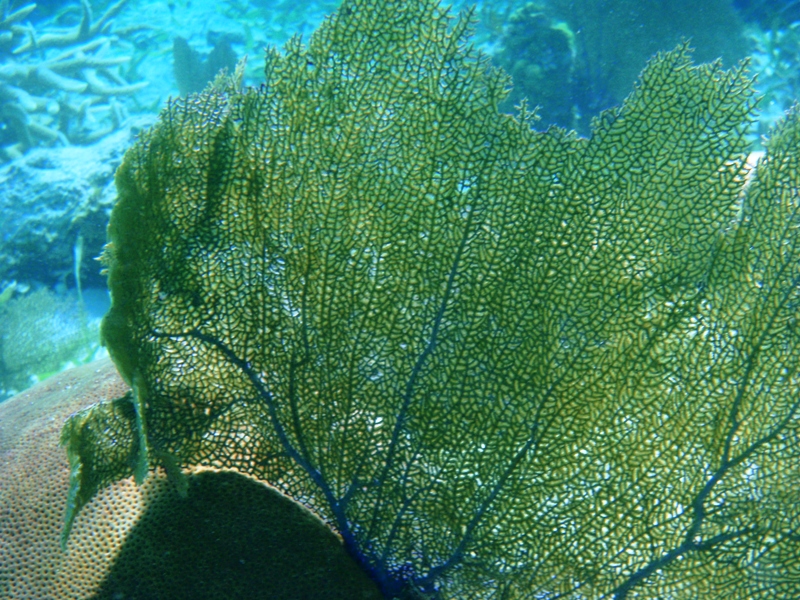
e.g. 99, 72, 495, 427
62, 0, 800, 596
747, 21, 800, 139
0, 0, 148, 161
0, 360, 128, 598
495, 0, 748, 134
172, 31, 238, 96
0, 113, 154, 292
733, 0, 800, 28
0, 359, 379, 598
0, 287, 100, 399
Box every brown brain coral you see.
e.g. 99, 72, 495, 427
0, 359, 129, 597
0, 359, 380, 599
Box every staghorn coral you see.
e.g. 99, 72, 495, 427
0, 0, 147, 161
64, 0, 800, 597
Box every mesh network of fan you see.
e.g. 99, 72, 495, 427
63, 0, 800, 597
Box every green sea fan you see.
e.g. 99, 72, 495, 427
63, 0, 800, 597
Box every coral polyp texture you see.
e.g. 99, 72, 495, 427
0, 359, 380, 599
0, 360, 128, 597
0, 0, 147, 161
63, 0, 800, 597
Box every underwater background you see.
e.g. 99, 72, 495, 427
0, 1, 799, 598
0, 0, 799, 401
